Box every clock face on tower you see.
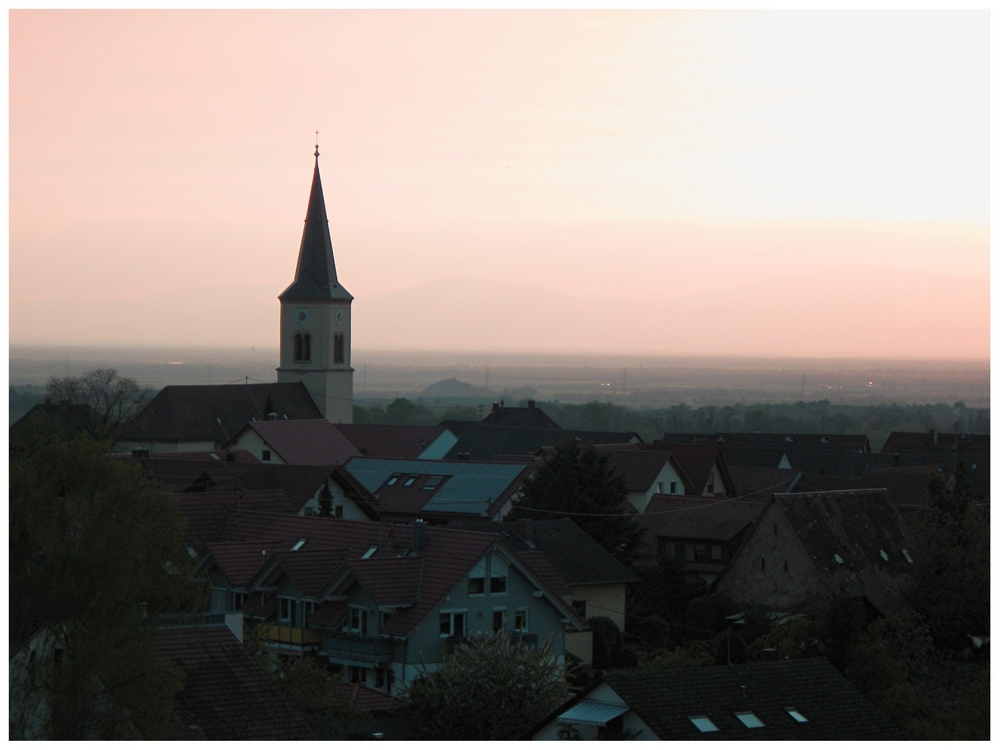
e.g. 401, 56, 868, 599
335, 308, 345, 326
295, 308, 310, 326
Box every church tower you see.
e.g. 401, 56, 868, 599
276, 145, 354, 423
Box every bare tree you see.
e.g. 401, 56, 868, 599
45, 368, 150, 438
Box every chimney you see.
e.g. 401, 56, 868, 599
413, 519, 427, 553
492, 402, 500, 414
527, 400, 535, 409
267, 412, 278, 421
893, 452, 901, 468
930, 428, 938, 445
760, 648, 778, 662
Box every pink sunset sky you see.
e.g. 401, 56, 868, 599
9, 10, 990, 358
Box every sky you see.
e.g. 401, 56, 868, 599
9, 10, 990, 358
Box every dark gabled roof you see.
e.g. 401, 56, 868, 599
332, 424, 453, 459
596, 658, 903, 740
454, 519, 638, 586
142, 459, 339, 509
436, 419, 479, 438
148, 449, 260, 463
336, 683, 401, 715
157, 625, 314, 740
270, 548, 353, 599
599, 448, 692, 494
774, 489, 915, 616
11, 401, 97, 433
278, 153, 352, 302
796, 466, 938, 509
481, 404, 560, 429
662, 432, 871, 452
444, 423, 640, 462
882, 431, 989, 453
780, 445, 873, 478
728, 465, 802, 500
643, 496, 767, 542
121, 382, 322, 445
715, 445, 790, 471
225, 419, 361, 466
176, 490, 299, 549
202, 542, 280, 588
645, 443, 735, 496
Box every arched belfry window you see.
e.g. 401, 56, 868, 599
303, 334, 311, 362
334, 334, 344, 364
293, 334, 303, 362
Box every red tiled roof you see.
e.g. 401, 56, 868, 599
335, 683, 401, 715
177, 490, 298, 549
332, 424, 451, 459
157, 625, 314, 740
272, 548, 352, 598
600, 448, 692, 494
348, 556, 425, 605
204, 542, 280, 588
644, 495, 767, 541
309, 600, 347, 628
241, 590, 278, 619
229, 419, 361, 466
510, 548, 573, 598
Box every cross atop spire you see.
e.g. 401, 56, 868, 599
278, 143, 353, 302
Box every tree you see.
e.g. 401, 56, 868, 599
627, 550, 689, 626
399, 631, 568, 740
505, 440, 646, 566
45, 368, 150, 438
317, 483, 334, 517
10, 424, 202, 739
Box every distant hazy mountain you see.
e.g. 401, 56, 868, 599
420, 378, 494, 398
352, 266, 988, 359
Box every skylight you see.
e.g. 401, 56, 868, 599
689, 716, 719, 733
833, 554, 844, 564
362, 546, 378, 559
423, 475, 444, 491
403, 475, 418, 487
291, 539, 307, 551
785, 708, 808, 723
902, 549, 914, 563
385, 473, 401, 486
880, 550, 889, 561
735, 712, 765, 728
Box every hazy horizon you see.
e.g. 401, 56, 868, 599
10, 11, 989, 358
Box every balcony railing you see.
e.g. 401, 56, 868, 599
267, 625, 322, 646
325, 632, 395, 663
441, 631, 538, 655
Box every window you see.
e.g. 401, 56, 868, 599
262, 450, 271, 462
233, 592, 247, 609
711, 545, 723, 561
279, 597, 295, 624
785, 708, 808, 723
468, 561, 486, 595
440, 611, 466, 637
385, 474, 401, 486
291, 539, 307, 551
689, 716, 719, 733
302, 334, 311, 362
513, 609, 528, 632
403, 475, 418, 487
761, 558, 766, 571
334, 333, 345, 364
656, 482, 663, 493
293, 333, 303, 362
694, 544, 707, 561
348, 606, 368, 634
349, 666, 367, 684
334, 505, 344, 518
735, 711, 765, 728
659, 540, 676, 558
490, 555, 508, 594
422, 476, 444, 491
784, 560, 788, 572
492, 609, 507, 633
379, 608, 397, 630
374, 667, 386, 688
670, 481, 678, 494
362, 546, 378, 559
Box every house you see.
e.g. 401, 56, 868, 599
332, 424, 458, 460
157, 615, 315, 739
451, 519, 639, 630
480, 400, 560, 429
196, 513, 590, 696
727, 465, 802, 500
879, 430, 989, 499
661, 432, 871, 452
341, 456, 533, 523
639, 443, 736, 498
714, 489, 916, 617
638, 496, 767, 583
118, 382, 323, 453
795, 465, 940, 513
222, 418, 361, 465
12, 399, 100, 436
595, 447, 691, 512
529, 658, 904, 740
444, 423, 641, 462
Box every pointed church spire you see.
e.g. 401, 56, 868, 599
279, 141, 353, 301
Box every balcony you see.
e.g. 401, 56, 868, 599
267, 625, 322, 646
325, 632, 395, 664
441, 631, 538, 656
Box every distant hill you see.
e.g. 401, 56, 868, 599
420, 378, 494, 398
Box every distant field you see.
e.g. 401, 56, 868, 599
10, 345, 989, 420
